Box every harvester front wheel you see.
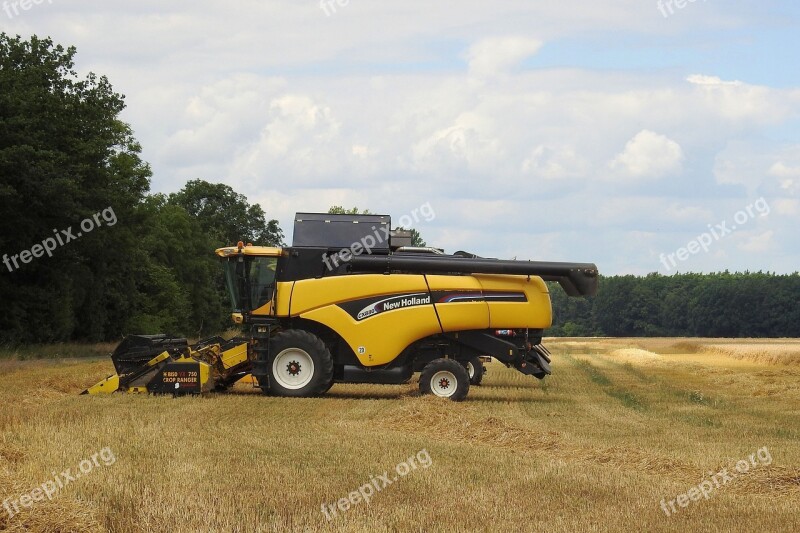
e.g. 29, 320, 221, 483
268, 330, 334, 397
420, 359, 469, 401
321, 374, 336, 394
465, 357, 484, 386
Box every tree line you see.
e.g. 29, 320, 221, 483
548, 272, 800, 338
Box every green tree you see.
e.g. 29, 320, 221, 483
128, 195, 229, 336
170, 180, 284, 247
0, 34, 151, 342
0, 36, 286, 342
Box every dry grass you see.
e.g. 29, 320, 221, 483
608, 348, 663, 364
699, 344, 800, 366
1, 340, 799, 532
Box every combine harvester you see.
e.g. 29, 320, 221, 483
85, 212, 598, 401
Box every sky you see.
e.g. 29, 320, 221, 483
3, 0, 800, 275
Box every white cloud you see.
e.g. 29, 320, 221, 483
686, 74, 791, 124
737, 230, 774, 253
769, 162, 800, 178
412, 125, 504, 174
664, 204, 714, 223
773, 199, 799, 215
261, 95, 340, 156
769, 162, 800, 195
232, 94, 344, 183
351, 144, 370, 158
686, 75, 743, 87
466, 37, 543, 78
609, 130, 684, 179
714, 143, 800, 195
521, 145, 587, 180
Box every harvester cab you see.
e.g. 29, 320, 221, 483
85, 212, 598, 401
219, 243, 282, 323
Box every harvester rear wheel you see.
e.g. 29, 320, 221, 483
268, 330, 334, 397
465, 356, 484, 386
419, 359, 469, 401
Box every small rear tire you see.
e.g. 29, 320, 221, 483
419, 358, 470, 401
465, 357, 485, 386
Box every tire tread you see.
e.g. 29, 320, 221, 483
269, 329, 334, 397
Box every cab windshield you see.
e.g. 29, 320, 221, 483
224, 256, 277, 312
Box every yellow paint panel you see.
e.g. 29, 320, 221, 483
271, 281, 294, 316
220, 343, 249, 370
84, 374, 120, 394
301, 304, 441, 366
435, 301, 489, 331
252, 301, 273, 315
215, 246, 284, 258
426, 274, 489, 332
289, 274, 429, 315
474, 274, 552, 329
200, 361, 210, 390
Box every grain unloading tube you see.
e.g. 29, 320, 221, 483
347, 254, 598, 297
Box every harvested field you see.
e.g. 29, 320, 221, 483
0, 339, 798, 532
699, 344, 800, 366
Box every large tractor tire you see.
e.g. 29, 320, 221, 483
268, 330, 334, 397
419, 358, 470, 401
321, 374, 336, 394
465, 356, 485, 386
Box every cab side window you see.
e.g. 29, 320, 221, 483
249, 257, 277, 309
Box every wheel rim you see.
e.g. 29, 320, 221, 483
272, 348, 315, 390
466, 362, 475, 379
430, 370, 458, 398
